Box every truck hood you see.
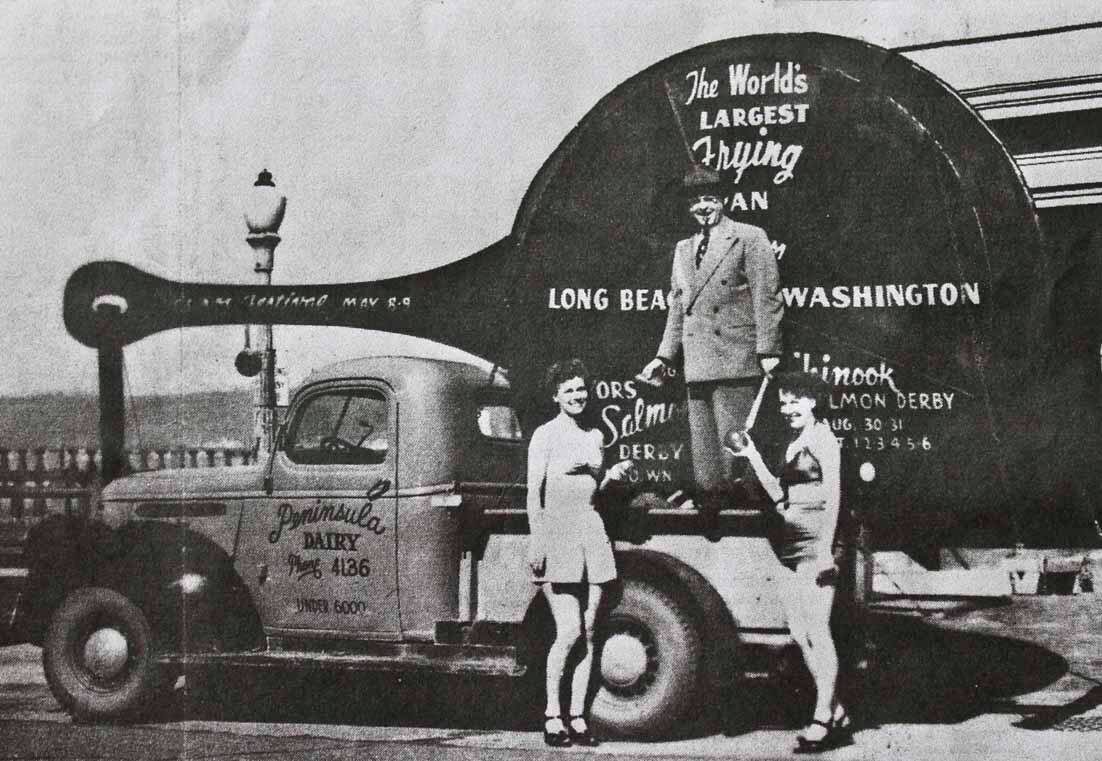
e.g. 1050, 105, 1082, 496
101, 464, 267, 500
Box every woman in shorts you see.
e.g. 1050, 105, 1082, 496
526, 358, 633, 747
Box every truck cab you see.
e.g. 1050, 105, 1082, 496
234, 355, 523, 642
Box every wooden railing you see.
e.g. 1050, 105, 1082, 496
0, 446, 257, 558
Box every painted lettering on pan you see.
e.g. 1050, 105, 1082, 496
547, 288, 674, 311
794, 353, 899, 393
693, 135, 804, 185
782, 283, 981, 308
831, 392, 888, 411
619, 289, 669, 311
340, 295, 412, 310
844, 435, 931, 452
683, 66, 720, 105
601, 398, 682, 447
243, 292, 330, 310
548, 287, 610, 310
593, 379, 639, 400
617, 442, 685, 462
725, 191, 770, 212
174, 295, 234, 311
594, 378, 683, 448
698, 104, 810, 130
727, 62, 809, 96
895, 392, 955, 411
682, 61, 812, 104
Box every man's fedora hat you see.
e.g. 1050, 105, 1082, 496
679, 164, 725, 201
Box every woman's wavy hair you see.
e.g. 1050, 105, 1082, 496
774, 370, 833, 418
543, 358, 590, 399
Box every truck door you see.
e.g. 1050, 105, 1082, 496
251, 384, 400, 638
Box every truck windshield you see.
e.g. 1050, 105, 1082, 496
285, 389, 389, 465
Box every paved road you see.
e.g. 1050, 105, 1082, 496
1, 596, 1100, 760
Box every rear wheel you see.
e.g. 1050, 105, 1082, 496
591, 578, 703, 738
43, 587, 165, 721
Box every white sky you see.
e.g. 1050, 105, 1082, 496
1, 1, 1100, 396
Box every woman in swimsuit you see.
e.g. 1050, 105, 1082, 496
729, 371, 851, 751
526, 358, 633, 747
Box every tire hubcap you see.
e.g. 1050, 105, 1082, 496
601, 632, 650, 688
83, 628, 130, 680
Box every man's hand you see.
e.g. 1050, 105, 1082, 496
760, 356, 780, 375
815, 561, 839, 586
636, 357, 668, 388
528, 537, 546, 576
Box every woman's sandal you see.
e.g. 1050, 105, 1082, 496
543, 716, 572, 747
796, 718, 834, 750
832, 705, 854, 738
568, 715, 600, 746
796, 711, 854, 752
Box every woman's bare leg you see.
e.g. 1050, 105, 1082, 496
568, 584, 603, 718
796, 564, 838, 724
782, 564, 841, 742
543, 584, 582, 719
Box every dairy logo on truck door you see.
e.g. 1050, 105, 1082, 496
268, 478, 391, 583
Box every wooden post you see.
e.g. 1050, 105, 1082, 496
98, 343, 126, 484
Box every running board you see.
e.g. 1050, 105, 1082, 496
158, 641, 525, 677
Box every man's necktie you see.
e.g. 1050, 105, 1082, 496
695, 229, 710, 269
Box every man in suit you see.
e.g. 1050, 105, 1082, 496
639, 165, 783, 497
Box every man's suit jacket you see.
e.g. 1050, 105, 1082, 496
657, 215, 783, 383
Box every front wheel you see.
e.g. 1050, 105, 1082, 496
43, 587, 165, 721
591, 578, 703, 738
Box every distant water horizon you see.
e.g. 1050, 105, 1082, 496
0, 390, 254, 450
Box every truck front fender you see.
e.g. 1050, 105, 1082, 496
94, 522, 263, 654
16, 515, 117, 644
18, 517, 261, 653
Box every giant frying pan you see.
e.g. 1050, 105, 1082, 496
66, 34, 1097, 546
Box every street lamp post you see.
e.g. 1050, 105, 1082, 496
243, 169, 287, 455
